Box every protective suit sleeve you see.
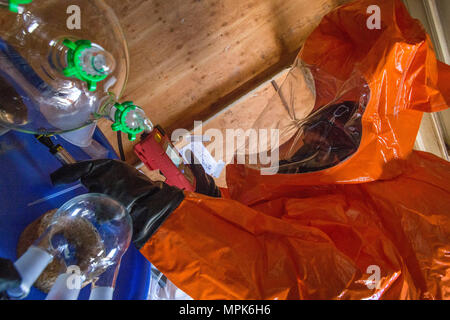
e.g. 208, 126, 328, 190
51, 158, 220, 248
139, 151, 450, 300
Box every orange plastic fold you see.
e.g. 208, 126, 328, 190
140, 0, 450, 299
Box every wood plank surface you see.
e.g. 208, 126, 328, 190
98, 0, 349, 164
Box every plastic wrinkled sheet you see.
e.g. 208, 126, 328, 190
140, 0, 450, 300
233, 0, 450, 182
246, 60, 370, 174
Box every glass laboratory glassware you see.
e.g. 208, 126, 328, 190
7, 193, 132, 300
0, 0, 152, 141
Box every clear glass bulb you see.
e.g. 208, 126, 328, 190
8, 193, 132, 299
125, 107, 153, 131
0, 0, 130, 135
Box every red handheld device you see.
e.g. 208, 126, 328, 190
134, 125, 196, 191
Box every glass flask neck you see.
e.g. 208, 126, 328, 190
47, 38, 70, 74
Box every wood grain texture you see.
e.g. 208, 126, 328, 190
193, 69, 290, 187
98, 0, 349, 164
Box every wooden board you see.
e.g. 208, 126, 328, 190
173, 69, 290, 187
99, 0, 349, 164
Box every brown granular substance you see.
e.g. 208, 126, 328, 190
17, 209, 106, 293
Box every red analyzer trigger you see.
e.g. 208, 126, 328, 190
134, 125, 196, 191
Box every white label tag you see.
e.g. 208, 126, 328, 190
180, 141, 225, 178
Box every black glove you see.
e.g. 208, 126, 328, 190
0, 258, 21, 300
186, 150, 221, 198
51, 160, 185, 249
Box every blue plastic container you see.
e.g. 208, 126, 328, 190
0, 129, 151, 300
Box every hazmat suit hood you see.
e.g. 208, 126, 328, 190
228, 0, 450, 204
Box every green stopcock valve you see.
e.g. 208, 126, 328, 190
62, 39, 109, 92
8, 0, 32, 13
111, 101, 147, 142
